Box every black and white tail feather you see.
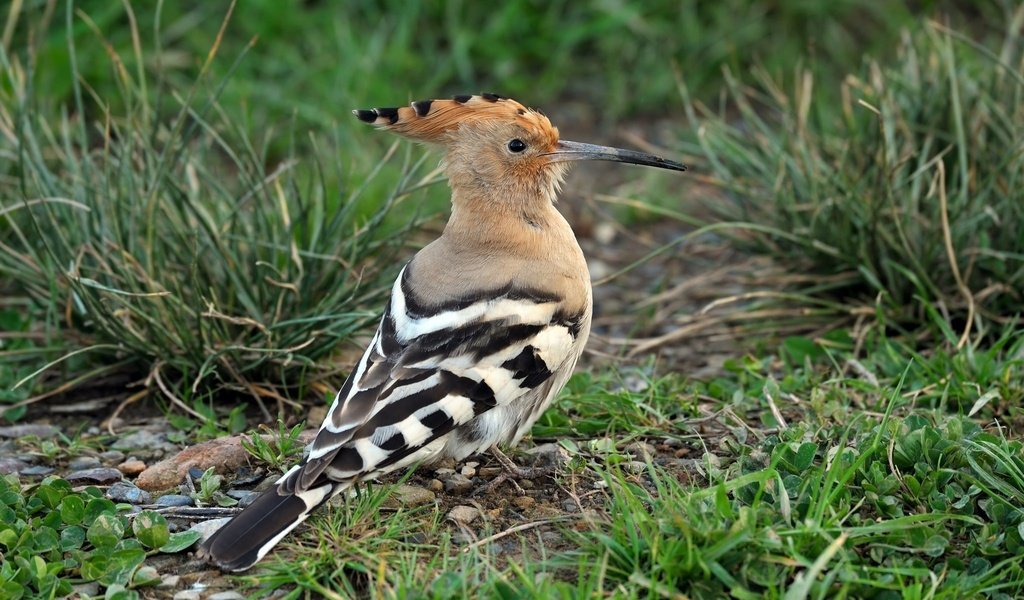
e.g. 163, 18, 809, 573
199, 266, 589, 571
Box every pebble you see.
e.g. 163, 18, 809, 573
623, 461, 648, 474
191, 517, 231, 542
0, 457, 29, 475
226, 490, 259, 507
173, 591, 201, 600
391, 485, 436, 507
65, 467, 123, 485
448, 505, 480, 524
99, 450, 126, 464
427, 479, 444, 493
561, 500, 579, 513
117, 459, 147, 476
21, 465, 55, 477
434, 467, 456, 477
443, 474, 473, 495
592, 480, 609, 489
674, 448, 690, 458
115, 429, 175, 453
518, 479, 535, 490
540, 531, 562, 545
0, 424, 59, 438
158, 575, 181, 589
526, 442, 569, 467
512, 496, 536, 510
107, 482, 151, 504
69, 456, 102, 471
460, 465, 477, 478
155, 494, 194, 507
625, 442, 657, 460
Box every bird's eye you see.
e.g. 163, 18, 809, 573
507, 139, 527, 153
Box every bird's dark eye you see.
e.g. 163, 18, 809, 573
507, 139, 527, 153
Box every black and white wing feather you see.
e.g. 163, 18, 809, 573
200, 266, 587, 571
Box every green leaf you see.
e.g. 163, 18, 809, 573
87, 513, 125, 549
59, 495, 85, 526
160, 530, 200, 553
132, 511, 169, 550
923, 534, 948, 557
60, 526, 85, 551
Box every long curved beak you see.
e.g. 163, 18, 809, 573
544, 140, 686, 172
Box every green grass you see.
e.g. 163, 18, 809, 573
2, 1, 1024, 598
679, 8, 1024, 342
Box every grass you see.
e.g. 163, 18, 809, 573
2, 1, 1023, 598
679, 7, 1024, 343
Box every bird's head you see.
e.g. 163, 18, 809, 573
354, 93, 685, 202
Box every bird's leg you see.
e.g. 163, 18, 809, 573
471, 445, 551, 497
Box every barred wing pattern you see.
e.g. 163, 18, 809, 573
200, 266, 589, 571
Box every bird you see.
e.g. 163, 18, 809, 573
199, 93, 686, 571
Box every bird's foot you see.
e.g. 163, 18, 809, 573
471, 445, 552, 497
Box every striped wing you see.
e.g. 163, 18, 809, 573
293, 266, 585, 492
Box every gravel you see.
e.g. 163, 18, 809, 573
20, 465, 55, 477
0, 457, 29, 475
448, 505, 481, 524
68, 456, 102, 471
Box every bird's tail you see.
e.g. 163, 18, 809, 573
198, 465, 339, 571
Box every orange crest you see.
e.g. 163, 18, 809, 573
354, 93, 559, 149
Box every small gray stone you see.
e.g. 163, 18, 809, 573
191, 517, 231, 543
0, 424, 59, 438
115, 429, 175, 453
172, 591, 201, 600
226, 490, 259, 507
448, 505, 480, 524
0, 457, 29, 475
434, 467, 456, 476
460, 465, 477, 478
540, 531, 562, 545
158, 575, 181, 589
625, 442, 657, 460
443, 474, 473, 495
107, 482, 151, 504
65, 467, 123, 485
20, 465, 54, 477
561, 500, 579, 513
427, 478, 444, 493
623, 461, 648, 474
68, 456, 102, 471
208, 593, 245, 600
155, 494, 194, 507
99, 450, 126, 464
391, 485, 436, 507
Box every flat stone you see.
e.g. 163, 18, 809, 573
136, 430, 315, 491
443, 474, 473, 495
0, 457, 29, 475
173, 591, 201, 600
391, 485, 436, 507
434, 467, 456, 476
191, 517, 232, 543
226, 490, 258, 507
99, 450, 126, 464
107, 482, 151, 504
623, 461, 648, 474
460, 465, 477, 478
155, 494, 194, 507
427, 479, 443, 493
68, 456, 101, 471
158, 575, 181, 589
447, 505, 480, 524
561, 500, 579, 513
65, 467, 123, 485
114, 429, 174, 452
117, 459, 147, 476
0, 424, 59, 438
20, 465, 54, 477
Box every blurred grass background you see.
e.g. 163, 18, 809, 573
1, 0, 1020, 416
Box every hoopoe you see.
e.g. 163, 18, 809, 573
200, 93, 685, 571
